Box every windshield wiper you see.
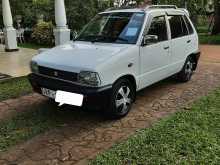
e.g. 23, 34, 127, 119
116, 37, 129, 43
78, 35, 129, 44
91, 35, 106, 43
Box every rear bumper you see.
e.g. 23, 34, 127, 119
195, 51, 201, 61
28, 73, 112, 108
192, 51, 201, 70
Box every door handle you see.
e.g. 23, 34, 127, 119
187, 40, 191, 43
164, 46, 170, 50
128, 63, 133, 68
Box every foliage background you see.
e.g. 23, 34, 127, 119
0, 0, 111, 30
0, 0, 219, 45
31, 21, 54, 45
0, 0, 209, 30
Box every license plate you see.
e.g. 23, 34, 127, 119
41, 88, 56, 99
55, 90, 84, 107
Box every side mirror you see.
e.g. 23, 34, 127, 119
142, 35, 158, 46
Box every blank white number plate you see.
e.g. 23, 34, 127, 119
55, 90, 84, 107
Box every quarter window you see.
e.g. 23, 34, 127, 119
147, 16, 168, 42
168, 15, 188, 39
184, 15, 194, 34
180, 16, 188, 35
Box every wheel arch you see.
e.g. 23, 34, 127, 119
188, 51, 201, 71
113, 74, 137, 91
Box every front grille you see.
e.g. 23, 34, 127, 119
38, 66, 78, 82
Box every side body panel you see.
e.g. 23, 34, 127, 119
97, 46, 140, 88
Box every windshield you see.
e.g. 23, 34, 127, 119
75, 12, 145, 44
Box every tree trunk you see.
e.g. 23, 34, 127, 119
212, 0, 220, 35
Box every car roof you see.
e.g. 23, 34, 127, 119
100, 6, 188, 16
101, 8, 145, 14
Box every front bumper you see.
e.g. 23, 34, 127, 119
28, 73, 112, 108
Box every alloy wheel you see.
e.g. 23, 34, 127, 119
115, 86, 132, 115
185, 60, 193, 79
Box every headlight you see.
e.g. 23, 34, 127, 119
30, 61, 39, 73
78, 71, 101, 87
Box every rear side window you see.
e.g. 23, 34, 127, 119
184, 15, 194, 34
168, 15, 188, 39
147, 16, 168, 42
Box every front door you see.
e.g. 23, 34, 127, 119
139, 13, 171, 89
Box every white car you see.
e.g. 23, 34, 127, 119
29, 5, 200, 118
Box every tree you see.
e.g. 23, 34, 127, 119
114, 0, 146, 7
212, 0, 220, 35
0, 0, 52, 28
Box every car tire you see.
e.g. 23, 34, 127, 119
105, 78, 135, 119
176, 56, 194, 82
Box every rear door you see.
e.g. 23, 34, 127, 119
167, 14, 190, 73
183, 15, 199, 54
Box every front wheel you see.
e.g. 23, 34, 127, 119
106, 79, 135, 119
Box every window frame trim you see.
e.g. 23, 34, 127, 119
142, 14, 169, 46
183, 15, 195, 35
181, 15, 190, 35
180, 15, 189, 36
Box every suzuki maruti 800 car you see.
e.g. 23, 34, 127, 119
29, 5, 200, 118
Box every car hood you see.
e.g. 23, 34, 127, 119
33, 41, 130, 73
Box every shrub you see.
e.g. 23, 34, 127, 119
31, 21, 54, 46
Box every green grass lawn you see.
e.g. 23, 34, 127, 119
18, 43, 53, 50
0, 99, 90, 152
91, 89, 220, 164
0, 76, 74, 152
197, 26, 209, 34
0, 102, 68, 152
199, 34, 220, 45
194, 25, 220, 45
0, 77, 32, 102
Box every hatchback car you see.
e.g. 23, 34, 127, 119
29, 5, 200, 118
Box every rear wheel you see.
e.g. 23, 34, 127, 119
176, 56, 194, 82
106, 79, 135, 119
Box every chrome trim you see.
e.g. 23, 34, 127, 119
145, 5, 178, 10
34, 73, 112, 89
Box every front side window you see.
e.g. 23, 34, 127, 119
168, 15, 188, 39
147, 16, 168, 42
76, 12, 145, 44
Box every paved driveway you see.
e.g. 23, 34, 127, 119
0, 44, 37, 77
0, 45, 220, 165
